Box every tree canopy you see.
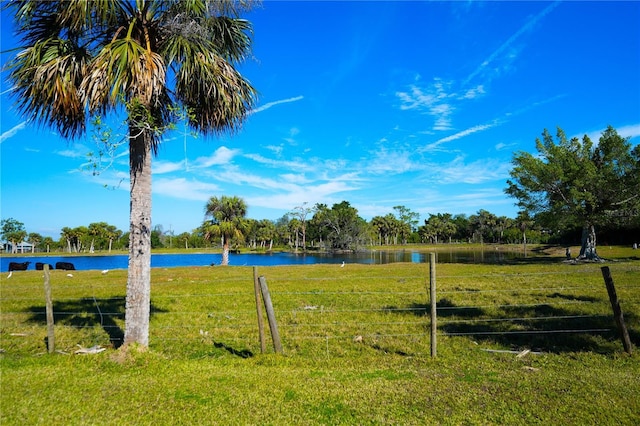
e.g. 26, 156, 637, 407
6, 0, 258, 347
1, 218, 27, 253
506, 125, 640, 259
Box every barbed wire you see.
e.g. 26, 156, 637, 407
443, 329, 611, 337
2, 265, 637, 355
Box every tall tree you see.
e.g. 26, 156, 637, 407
370, 215, 391, 245
312, 201, 365, 251
290, 202, 314, 252
87, 222, 106, 253
1, 218, 27, 253
27, 232, 43, 253
255, 219, 276, 250
469, 210, 497, 244
60, 227, 74, 253
203, 196, 248, 265
104, 224, 123, 253
506, 126, 640, 259
514, 210, 535, 256
420, 213, 457, 244
7, 1, 257, 347
393, 205, 419, 244
42, 236, 56, 253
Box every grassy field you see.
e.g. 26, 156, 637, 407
1, 249, 639, 425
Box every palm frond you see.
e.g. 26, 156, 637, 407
7, 0, 257, 141
206, 16, 253, 62
176, 50, 256, 135
82, 36, 167, 111
7, 38, 89, 139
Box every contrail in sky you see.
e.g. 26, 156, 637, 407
463, 1, 560, 86
250, 95, 304, 114
0, 121, 27, 144
422, 121, 500, 152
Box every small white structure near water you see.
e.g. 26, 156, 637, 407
2, 241, 35, 253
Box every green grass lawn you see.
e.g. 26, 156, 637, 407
1, 254, 639, 425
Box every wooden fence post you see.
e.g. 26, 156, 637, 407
600, 266, 633, 354
258, 276, 283, 353
43, 264, 55, 354
430, 252, 437, 358
253, 267, 267, 353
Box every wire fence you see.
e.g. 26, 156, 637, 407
1, 263, 638, 357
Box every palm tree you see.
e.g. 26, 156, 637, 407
60, 227, 74, 253
27, 233, 42, 254
203, 196, 248, 265
6, 1, 257, 347
515, 211, 535, 257
105, 225, 123, 253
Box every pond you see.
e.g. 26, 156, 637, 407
1, 248, 525, 272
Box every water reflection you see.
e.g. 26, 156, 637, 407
342, 249, 523, 265
1, 248, 525, 271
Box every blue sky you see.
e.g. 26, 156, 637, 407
2, 1, 640, 238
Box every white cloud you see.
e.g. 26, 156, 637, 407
575, 123, 640, 145
617, 124, 640, 140
247, 180, 357, 212
423, 188, 514, 215
192, 146, 239, 168
396, 81, 456, 131
154, 177, 220, 201
244, 152, 317, 173
396, 79, 489, 133
57, 144, 90, 158
265, 144, 284, 155
218, 168, 300, 192
460, 85, 485, 99
367, 147, 420, 175
0, 122, 27, 144
495, 141, 516, 151
153, 159, 185, 174
280, 173, 311, 184
432, 156, 511, 184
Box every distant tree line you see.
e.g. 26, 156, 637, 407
2, 203, 638, 255
3, 126, 638, 257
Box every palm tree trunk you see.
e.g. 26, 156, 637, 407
302, 226, 306, 252
221, 238, 230, 266
124, 129, 153, 347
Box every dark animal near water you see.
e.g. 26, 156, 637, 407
35, 262, 54, 270
8, 261, 31, 272
55, 261, 76, 270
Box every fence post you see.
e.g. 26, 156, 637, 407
253, 267, 267, 353
430, 252, 437, 358
43, 264, 55, 354
600, 266, 633, 354
258, 276, 283, 354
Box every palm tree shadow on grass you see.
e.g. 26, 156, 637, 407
387, 298, 484, 319
389, 297, 638, 354
213, 341, 254, 358
25, 298, 168, 349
